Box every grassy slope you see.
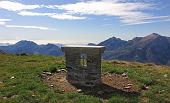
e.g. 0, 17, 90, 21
0, 54, 170, 103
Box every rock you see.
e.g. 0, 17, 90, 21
0, 81, 5, 87
122, 73, 128, 77
77, 89, 82, 93
3, 97, 7, 99
11, 76, 15, 79
43, 72, 52, 75
142, 85, 149, 90
145, 86, 149, 90
158, 90, 165, 94
108, 74, 112, 77
61, 69, 67, 72
127, 84, 132, 86
40, 74, 48, 79
103, 73, 107, 75
124, 86, 131, 89
124, 76, 128, 79
11, 95, 18, 98
56, 70, 61, 73
57, 77, 61, 79
47, 77, 51, 80
163, 74, 168, 77
97, 91, 104, 95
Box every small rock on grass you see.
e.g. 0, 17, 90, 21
43, 72, 52, 75
0, 81, 5, 87
77, 89, 82, 93
142, 84, 149, 90
11, 95, 18, 98
3, 97, 7, 99
32, 94, 35, 97
158, 90, 165, 94
56, 70, 61, 73
40, 74, 48, 79
163, 74, 168, 77
144, 86, 149, 90
10, 76, 15, 79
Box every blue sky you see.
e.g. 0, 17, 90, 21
0, 0, 170, 44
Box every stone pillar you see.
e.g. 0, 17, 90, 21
61, 45, 105, 87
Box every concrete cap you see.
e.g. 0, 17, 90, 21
62, 45, 105, 48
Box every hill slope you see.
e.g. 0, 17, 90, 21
0, 54, 169, 103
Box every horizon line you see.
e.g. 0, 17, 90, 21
0, 33, 169, 45
0, 39, 93, 45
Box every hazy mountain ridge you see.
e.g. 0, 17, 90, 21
0, 40, 63, 56
88, 43, 97, 46
0, 49, 5, 54
0, 43, 11, 46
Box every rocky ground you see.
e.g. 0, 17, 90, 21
42, 70, 139, 100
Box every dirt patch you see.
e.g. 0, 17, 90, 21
43, 71, 139, 100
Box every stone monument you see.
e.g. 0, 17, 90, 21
61, 45, 105, 87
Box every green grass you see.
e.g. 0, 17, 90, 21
0, 54, 100, 103
0, 54, 170, 103
102, 61, 170, 103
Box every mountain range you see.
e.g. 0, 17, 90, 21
0, 43, 11, 46
0, 40, 63, 56
0, 33, 170, 66
97, 33, 170, 66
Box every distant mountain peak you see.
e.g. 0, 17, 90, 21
45, 43, 57, 48
148, 33, 161, 37
16, 40, 37, 44
98, 36, 127, 51
140, 33, 161, 43
146, 33, 160, 38
151, 33, 160, 36
88, 43, 96, 46
15, 40, 38, 46
111, 36, 122, 40
46, 43, 55, 46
